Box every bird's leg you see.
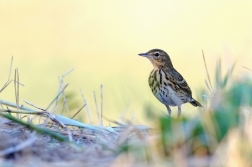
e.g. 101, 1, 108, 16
177, 106, 181, 118
166, 105, 171, 116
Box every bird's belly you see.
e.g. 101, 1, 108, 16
148, 69, 186, 107
153, 86, 184, 106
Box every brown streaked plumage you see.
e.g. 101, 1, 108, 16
139, 49, 202, 117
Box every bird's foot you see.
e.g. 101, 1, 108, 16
177, 106, 181, 118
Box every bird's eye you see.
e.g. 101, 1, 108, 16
154, 52, 160, 57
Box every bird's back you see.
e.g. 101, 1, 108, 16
163, 68, 193, 97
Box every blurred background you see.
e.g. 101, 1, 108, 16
0, 1, 252, 125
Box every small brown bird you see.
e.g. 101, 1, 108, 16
139, 49, 202, 117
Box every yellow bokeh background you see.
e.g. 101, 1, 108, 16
0, 1, 252, 125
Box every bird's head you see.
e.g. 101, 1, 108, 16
138, 49, 173, 69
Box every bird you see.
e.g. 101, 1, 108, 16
138, 49, 202, 117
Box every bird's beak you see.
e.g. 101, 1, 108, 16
138, 52, 148, 57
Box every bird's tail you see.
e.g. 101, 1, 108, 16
190, 99, 203, 107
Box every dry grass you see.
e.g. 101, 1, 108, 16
0, 118, 150, 167
0, 112, 161, 166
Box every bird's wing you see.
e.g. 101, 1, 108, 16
164, 69, 192, 96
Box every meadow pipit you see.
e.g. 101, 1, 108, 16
139, 49, 202, 117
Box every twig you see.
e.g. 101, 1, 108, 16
202, 50, 212, 93
60, 70, 72, 116
242, 66, 252, 72
80, 89, 92, 124
14, 68, 20, 119
62, 89, 70, 116
0, 108, 43, 114
24, 100, 66, 128
53, 69, 73, 116
1, 56, 13, 93
71, 104, 86, 119
0, 57, 24, 93
45, 83, 69, 110
8, 56, 13, 82
53, 76, 64, 110
62, 68, 74, 77
14, 68, 20, 111
204, 80, 212, 94
55, 114, 110, 133
93, 91, 99, 123
0, 99, 35, 112
100, 84, 103, 126
23, 100, 48, 111
103, 116, 126, 127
